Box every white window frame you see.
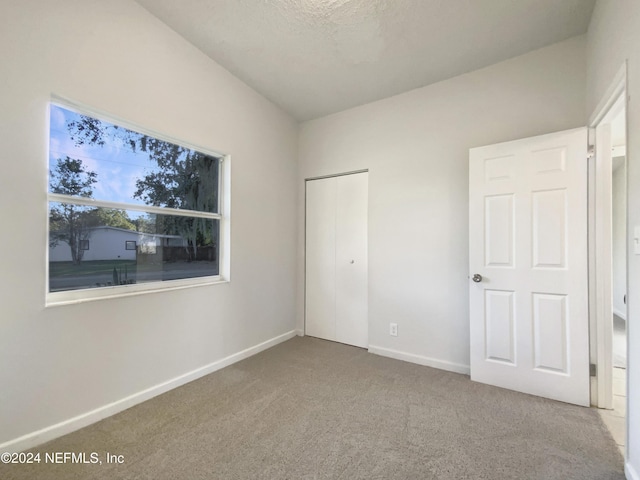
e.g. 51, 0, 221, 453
46, 96, 231, 307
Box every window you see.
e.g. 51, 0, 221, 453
47, 100, 228, 303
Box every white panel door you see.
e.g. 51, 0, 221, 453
469, 128, 589, 406
305, 172, 368, 348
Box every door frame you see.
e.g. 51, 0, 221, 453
588, 62, 628, 409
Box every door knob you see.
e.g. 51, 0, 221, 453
472, 274, 483, 283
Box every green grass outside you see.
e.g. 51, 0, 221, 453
49, 259, 218, 292
49, 260, 139, 278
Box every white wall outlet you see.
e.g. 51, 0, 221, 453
389, 323, 398, 336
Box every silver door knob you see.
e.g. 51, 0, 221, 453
472, 274, 482, 283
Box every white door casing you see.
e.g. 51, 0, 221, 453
469, 128, 590, 406
589, 79, 626, 409
305, 172, 368, 348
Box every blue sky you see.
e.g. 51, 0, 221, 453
49, 104, 159, 208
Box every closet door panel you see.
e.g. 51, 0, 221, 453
335, 173, 368, 348
305, 177, 337, 341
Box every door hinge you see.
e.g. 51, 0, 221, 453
590, 363, 597, 377
587, 145, 595, 159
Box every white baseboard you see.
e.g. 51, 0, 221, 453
627, 462, 640, 480
0, 330, 298, 453
295, 328, 304, 336
613, 308, 627, 321
368, 345, 470, 375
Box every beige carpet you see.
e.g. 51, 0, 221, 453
1, 336, 624, 479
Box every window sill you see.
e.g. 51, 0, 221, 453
46, 275, 228, 307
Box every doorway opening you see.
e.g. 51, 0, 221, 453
588, 63, 627, 458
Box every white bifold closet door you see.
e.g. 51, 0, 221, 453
305, 172, 368, 348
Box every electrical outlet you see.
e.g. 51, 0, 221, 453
390, 323, 398, 336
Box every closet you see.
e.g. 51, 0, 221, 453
305, 171, 368, 348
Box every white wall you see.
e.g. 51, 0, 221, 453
613, 161, 627, 318
0, 0, 298, 448
587, 2, 640, 477
298, 36, 587, 372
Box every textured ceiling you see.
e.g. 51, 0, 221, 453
135, 0, 596, 121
